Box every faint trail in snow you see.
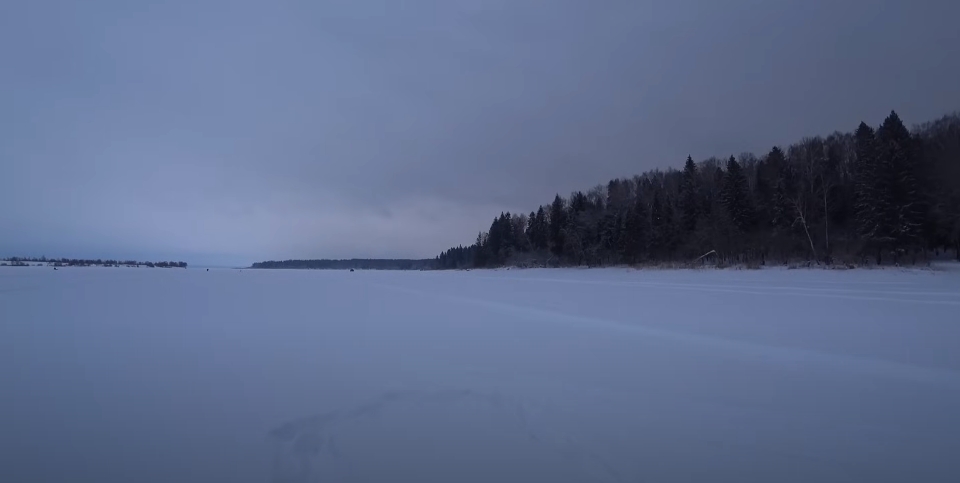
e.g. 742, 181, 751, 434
609, 278, 956, 297
266, 385, 860, 483
267, 388, 627, 483
0, 286, 42, 296
466, 275, 960, 305
670, 277, 923, 286
370, 282, 960, 388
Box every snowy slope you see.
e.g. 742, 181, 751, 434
1, 267, 959, 482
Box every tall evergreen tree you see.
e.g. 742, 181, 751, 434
600, 211, 622, 261
534, 207, 549, 250
473, 232, 488, 267
650, 191, 666, 257
720, 156, 756, 233
525, 211, 538, 250
569, 191, 588, 213
548, 194, 567, 257
773, 162, 797, 230
660, 195, 678, 258
486, 214, 504, 261
606, 178, 631, 212
755, 147, 784, 227
877, 111, 923, 256
679, 156, 699, 232
854, 121, 886, 254
620, 197, 650, 262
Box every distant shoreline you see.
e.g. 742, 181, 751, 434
1, 257, 187, 268
250, 259, 433, 270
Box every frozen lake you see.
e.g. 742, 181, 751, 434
2, 266, 960, 482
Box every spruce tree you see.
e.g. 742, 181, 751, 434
620, 197, 649, 263
486, 215, 504, 263
720, 156, 756, 232
606, 178, 630, 212
474, 232, 488, 267
570, 191, 588, 213
660, 195, 678, 258
854, 121, 885, 253
755, 147, 784, 227
877, 111, 922, 255
679, 156, 699, 232
549, 194, 567, 257
600, 211, 621, 260
526, 211, 537, 243
650, 191, 666, 257
534, 207, 548, 250
501, 212, 515, 255
772, 162, 797, 231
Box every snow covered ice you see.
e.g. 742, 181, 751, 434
2, 266, 960, 482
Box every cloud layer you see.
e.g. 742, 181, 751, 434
2, 0, 959, 264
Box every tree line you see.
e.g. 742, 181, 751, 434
251, 259, 435, 270
436, 111, 960, 269
2, 256, 187, 268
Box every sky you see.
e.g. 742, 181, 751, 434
2, 0, 959, 266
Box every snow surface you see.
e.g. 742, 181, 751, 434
1, 266, 959, 482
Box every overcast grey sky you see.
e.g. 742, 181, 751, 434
2, 0, 959, 266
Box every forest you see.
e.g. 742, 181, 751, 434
436, 111, 960, 269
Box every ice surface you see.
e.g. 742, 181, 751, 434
2, 266, 960, 482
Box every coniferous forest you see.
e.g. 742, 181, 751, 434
436, 112, 960, 269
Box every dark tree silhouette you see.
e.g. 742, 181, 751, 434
548, 194, 567, 258
433, 110, 960, 268
679, 156, 700, 233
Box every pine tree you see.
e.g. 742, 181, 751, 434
513, 213, 529, 252
606, 178, 631, 212
570, 191, 588, 213
600, 211, 622, 261
772, 161, 797, 229
679, 156, 699, 232
659, 195, 678, 258
525, 211, 538, 250
620, 197, 649, 263
525, 212, 537, 251
854, 121, 886, 255
474, 232, 488, 267
563, 216, 588, 265
650, 191, 666, 257
534, 207, 548, 250
486, 214, 504, 262
877, 111, 922, 256
549, 194, 567, 257
720, 156, 756, 232
501, 212, 515, 256
755, 147, 784, 227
